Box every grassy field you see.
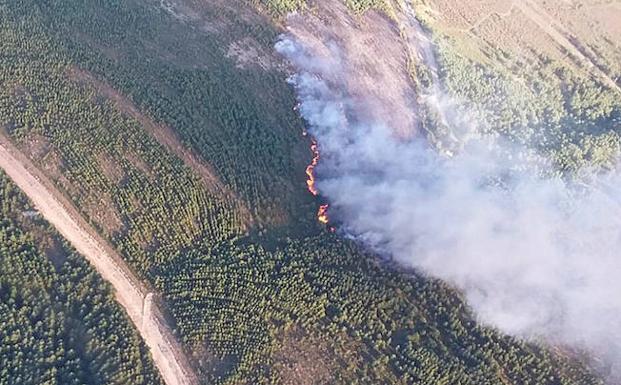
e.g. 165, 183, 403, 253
0, 0, 615, 384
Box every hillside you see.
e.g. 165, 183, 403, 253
0, 171, 163, 384
0, 0, 619, 384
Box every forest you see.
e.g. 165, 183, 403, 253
0, 0, 618, 384
0, 171, 163, 385
251, 0, 390, 15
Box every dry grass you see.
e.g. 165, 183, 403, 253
286, 0, 421, 136
422, 0, 621, 91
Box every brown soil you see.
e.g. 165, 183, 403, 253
97, 151, 124, 183
274, 327, 336, 385
17, 132, 125, 236
226, 37, 278, 70
285, 0, 421, 137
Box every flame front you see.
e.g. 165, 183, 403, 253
306, 137, 331, 226
306, 140, 320, 196
317, 204, 329, 224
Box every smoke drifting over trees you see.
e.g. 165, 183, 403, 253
276, 3, 621, 377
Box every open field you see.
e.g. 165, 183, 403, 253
403, 0, 620, 171
424, 0, 621, 90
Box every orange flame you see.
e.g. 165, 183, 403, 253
305, 137, 331, 226
318, 204, 330, 224
306, 140, 320, 196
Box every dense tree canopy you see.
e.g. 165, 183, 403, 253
0, 0, 616, 384
0, 172, 163, 385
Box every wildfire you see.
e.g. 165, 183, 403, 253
306, 140, 320, 196
317, 204, 330, 224
305, 137, 331, 227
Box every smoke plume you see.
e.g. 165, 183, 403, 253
276, 0, 621, 375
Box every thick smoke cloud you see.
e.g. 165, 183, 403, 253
276, 6, 621, 376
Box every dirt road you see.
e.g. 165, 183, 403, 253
0, 135, 198, 385
514, 0, 620, 93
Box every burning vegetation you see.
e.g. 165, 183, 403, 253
317, 204, 329, 224
305, 135, 331, 226
305, 139, 320, 196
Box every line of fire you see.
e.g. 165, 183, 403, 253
304, 133, 332, 228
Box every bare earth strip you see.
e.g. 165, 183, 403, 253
0, 135, 198, 385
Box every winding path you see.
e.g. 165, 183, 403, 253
0, 134, 198, 385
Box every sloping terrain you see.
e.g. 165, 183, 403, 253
417, 0, 621, 169
0, 169, 163, 384
0, 135, 196, 385
0, 0, 618, 384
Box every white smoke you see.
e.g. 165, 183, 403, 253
276, 9, 621, 376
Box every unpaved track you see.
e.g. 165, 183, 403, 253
515, 0, 621, 94
0, 135, 198, 385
